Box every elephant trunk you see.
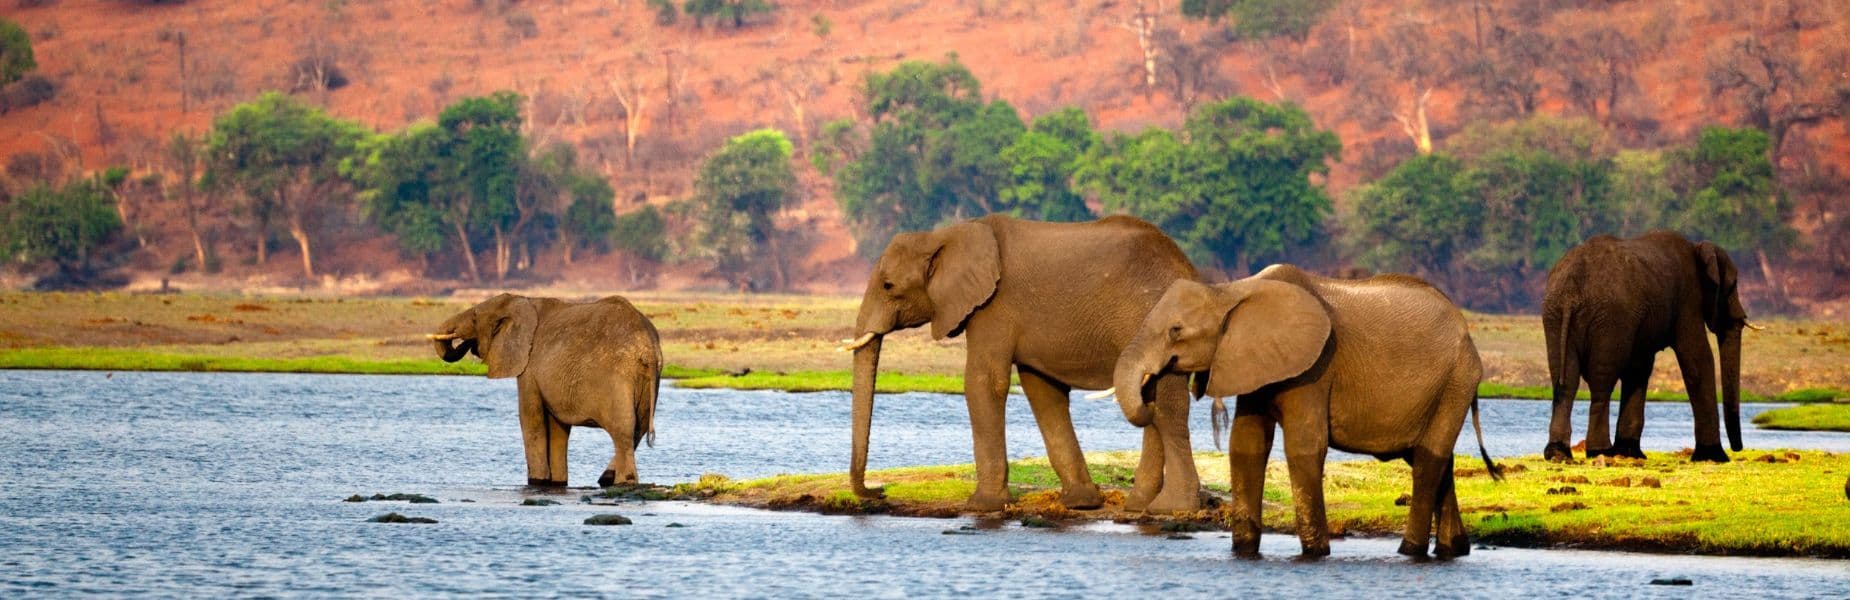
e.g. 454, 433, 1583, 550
1112, 338, 1159, 427
1719, 328, 1743, 451
435, 338, 474, 363
849, 335, 885, 498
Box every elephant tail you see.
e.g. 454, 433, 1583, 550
1551, 308, 1574, 390
1471, 396, 1502, 482
634, 356, 659, 450
1210, 396, 1228, 451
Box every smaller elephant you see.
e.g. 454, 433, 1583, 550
429, 293, 661, 488
1102, 266, 1498, 559
1542, 231, 1754, 463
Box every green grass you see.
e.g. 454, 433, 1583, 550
1752, 404, 1850, 432
1480, 382, 1846, 403
706, 449, 1850, 557
672, 369, 963, 394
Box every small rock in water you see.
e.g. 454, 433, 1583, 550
1159, 521, 1216, 533
666, 522, 687, 528
343, 495, 366, 503
942, 529, 980, 536
1649, 577, 1693, 586
521, 498, 560, 506
1019, 516, 1056, 528
367, 512, 437, 524
366, 493, 439, 504
1165, 534, 1194, 540
584, 514, 633, 526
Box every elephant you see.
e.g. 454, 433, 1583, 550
841, 214, 1203, 513
429, 293, 661, 488
1100, 265, 1499, 559
1541, 231, 1753, 463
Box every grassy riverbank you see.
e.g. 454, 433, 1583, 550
0, 292, 1845, 401
682, 450, 1850, 558
1753, 404, 1850, 432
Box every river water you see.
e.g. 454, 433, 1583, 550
0, 370, 1844, 596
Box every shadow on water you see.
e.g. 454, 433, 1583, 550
0, 371, 1845, 596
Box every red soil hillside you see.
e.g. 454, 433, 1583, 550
0, 0, 1844, 301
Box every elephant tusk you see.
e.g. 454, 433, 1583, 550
1743, 320, 1766, 331
1083, 374, 1150, 400
836, 332, 876, 352
425, 333, 460, 341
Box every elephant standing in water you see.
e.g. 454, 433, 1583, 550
1542, 231, 1752, 463
842, 215, 1202, 512
430, 293, 661, 487
1102, 266, 1498, 559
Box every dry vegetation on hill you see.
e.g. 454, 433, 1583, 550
0, 0, 1845, 306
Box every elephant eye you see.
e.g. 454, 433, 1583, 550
1168, 324, 1183, 340
882, 280, 894, 291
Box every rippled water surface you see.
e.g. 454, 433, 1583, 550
1, 371, 1845, 597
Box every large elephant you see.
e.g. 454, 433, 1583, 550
1102, 265, 1497, 559
429, 293, 662, 488
1542, 231, 1752, 463
841, 214, 1202, 512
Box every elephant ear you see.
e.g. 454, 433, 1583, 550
484, 296, 537, 379
1697, 241, 1738, 319
1204, 280, 1332, 399
925, 221, 1000, 340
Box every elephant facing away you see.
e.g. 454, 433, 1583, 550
430, 293, 661, 488
1542, 231, 1752, 463
842, 214, 1202, 513
1103, 266, 1498, 559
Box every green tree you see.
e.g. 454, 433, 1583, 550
613, 204, 666, 262
1671, 126, 1794, 304
0, 176, 121, 275
1347, 153, 1477, 290
1183, 0, 1337, 41
0, 19, 33, 87
1609, 149, 1674, 236
351, 124, 455, 275
203, 92, 366, 279
693, 129, 797, 290
682, 0, 773, 28
1083, 97, 1340, 275
441, 91, 525, 281
997, 107, 1097, 222
558, 165, 616, 265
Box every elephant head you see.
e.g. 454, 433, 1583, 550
841, 221, 1000, 497
428, 293, 538, 379
1109, 279, 1330, 429
1696, 242, 1747, 451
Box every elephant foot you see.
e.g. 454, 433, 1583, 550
965, 491, 1009, 512
526, 478, 566, 488
1296, 544, 1331, 560
1542, 442, 1575, 462
1396, 539, 1429, 559
1610, 438, 1645, 460
1583, 446, 1611, 458
1123, 489, 1153, 513
597, 470, 617, 488
1435, 534, 1471, 560
1231, 533, 1261, 558
852, 485, 887, 500
1690, 444, 1731, 463
1059, 484, 1105, 510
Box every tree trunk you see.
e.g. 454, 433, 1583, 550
454, 221, 481, 282
493, 226, 510, 281
255, 212, 269, 266
288, 216, 315, 279
1756, 248, 1787, 307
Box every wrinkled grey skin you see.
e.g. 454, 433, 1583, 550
432, 293, 661, 488
1542, 231, 1747, 463
1112, 266, 1497, 559
848, 214, 1201, 513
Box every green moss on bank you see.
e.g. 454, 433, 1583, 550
705, 450, 1850, 558
1753, 404, 1850, 432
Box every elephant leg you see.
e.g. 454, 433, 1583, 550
1583, 377, 1617, 458
1545, 366, 1581, 461
1612, 365, 1651, 459
1227, 396, 1275, 558
1399, 447, 1450, 559
1018, 369, 1101, 509
598, 381, 641, 488
1276, 389, 1330, 558
1672, 333, 1728, 462
1125, 426, 1163, 513
545, 415, 571, 486
518, 379, 564, 487
963, 351, 1013, 511
1432, 458, 1468, 559
1146, 375, 1201, 514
